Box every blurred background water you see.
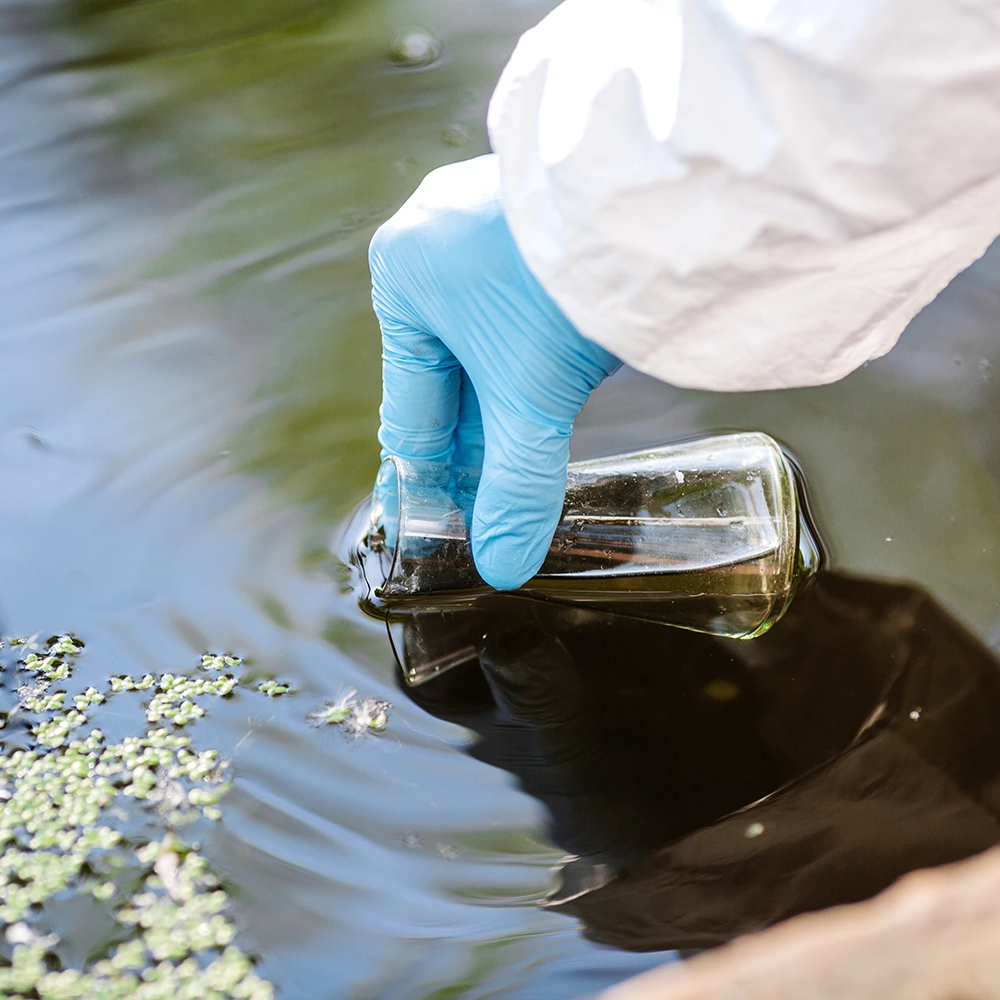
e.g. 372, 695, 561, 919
2, 0, 1000, 996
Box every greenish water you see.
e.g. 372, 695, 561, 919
3, 0, 1000, 996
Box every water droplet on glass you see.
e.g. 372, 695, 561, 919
909, 707, 922, 722
745, 822, 765, 839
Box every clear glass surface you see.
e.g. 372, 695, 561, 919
356, 432, 812, 639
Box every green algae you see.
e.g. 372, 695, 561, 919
0, 635, 283, 1000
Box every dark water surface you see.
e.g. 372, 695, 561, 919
3, 0, 1000, 996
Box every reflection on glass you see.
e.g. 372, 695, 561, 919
351, 433, 819, 643
399, 572, 1000, 951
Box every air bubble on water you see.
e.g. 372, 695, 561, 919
909, 707, 922, 722
389, 28, 442, 68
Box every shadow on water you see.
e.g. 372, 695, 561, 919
2, 0, 1000, 995
401, 571, 1000, 951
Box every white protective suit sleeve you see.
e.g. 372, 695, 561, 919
487, 0, 1000, 392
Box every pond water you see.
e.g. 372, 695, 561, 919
2, 0, 1000, 997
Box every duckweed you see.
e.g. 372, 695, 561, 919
0, 635, 276, 999
256, 680, 290, 698
200, 654, 242, 672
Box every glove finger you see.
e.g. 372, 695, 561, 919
377, 316, 461, 463
472, 412, 570, 591
452, 370, 485, 470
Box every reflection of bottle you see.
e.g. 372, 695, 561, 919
400, 572, 1000, 951
348, 432, 822, 640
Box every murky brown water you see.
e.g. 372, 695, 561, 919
3, 0, 1000, 996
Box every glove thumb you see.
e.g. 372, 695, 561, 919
471, 414, 569, 591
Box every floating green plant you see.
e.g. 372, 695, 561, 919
255, 680, 290, 698
0, 634, 284, 1000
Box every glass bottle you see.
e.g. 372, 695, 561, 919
347, 432, 821, 642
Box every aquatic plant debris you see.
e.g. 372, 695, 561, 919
0, 634, 281, 1000
307, 688, 390, 736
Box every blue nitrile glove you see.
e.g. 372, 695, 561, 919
369, 154, 621, 591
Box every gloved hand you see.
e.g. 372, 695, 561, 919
369, 154, 621, 591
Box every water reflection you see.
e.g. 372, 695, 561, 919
3, 0, 1000, 994
2, 1, 681, 997
402, 572, 1000, 951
